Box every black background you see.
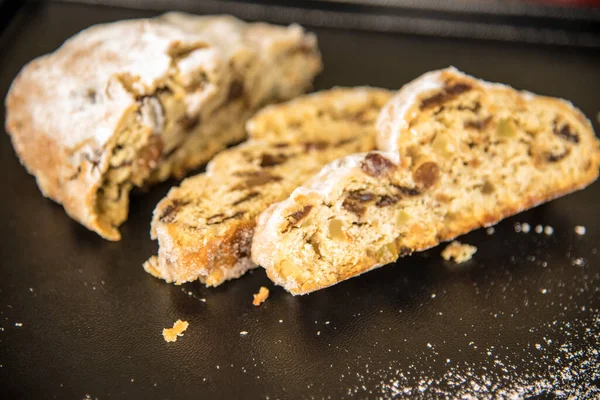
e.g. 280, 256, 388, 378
0, 1, 599, 398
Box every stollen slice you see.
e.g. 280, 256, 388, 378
5, 12, 321, 240
252, 68, 600, 294
144, 87, 393, 286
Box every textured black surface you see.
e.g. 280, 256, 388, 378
1, 2, 600, 399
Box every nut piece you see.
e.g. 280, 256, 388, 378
328, 218, 345, 239
376, 242, 398, 263
253, 286, 270, 306
162, 319, 189, 343
496, 118, 517, 138
431, 133, 455, 156
396, 210, 410, 225
441, 241, 477, 264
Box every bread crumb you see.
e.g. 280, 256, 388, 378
544, 225, 554, 236
252, 286, 270, 306
574, 226, 586, 235
521, 223, 531, 233
14, 322, 23, 327
486, 227, 495, 235
441, 241, 477, 263
162, 319, 189, 343
240, 331, 248, 336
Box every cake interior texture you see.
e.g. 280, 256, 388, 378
252, 69, 600, 294
145, 88, 393, 286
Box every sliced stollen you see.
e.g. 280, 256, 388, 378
252, 68, 600, 295
144, 87, 393, 286
5, 12, 321, 240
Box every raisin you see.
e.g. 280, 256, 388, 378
260, 153, 288, 168
303, 141, 329, 152
86, 88, 97, 103
342, 199, 365, 216
67, 166, 82, 181
206, 213, 224, 224
420, 93, 445, 110
231, 172, 282, 190
546, 150, 570, 163
457, 101, 481, 113
206, 211, 245, 225
232, 227, 253, 259
434, 106, 449, 117
420, 82, 472, 110
347, 190, 376, 203
376, 195, 399, 207
393, 185, 421, 196
361, 153, 395, 178
342, 189, 375, 215
464, 116, 492, 130
138, 136, 164, 170
159, 200, 188, 223
179, 114, 201, 132
445, 83, 472, 96
227, 79, 244, 102
413, 162, 440, 189
335, 137, 357, 147
352, 109, 373, 123
232, 191, 260, 206
288, 205, 312, 225
553, 121, 579, 144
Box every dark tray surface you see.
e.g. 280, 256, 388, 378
1, 2, 599, 399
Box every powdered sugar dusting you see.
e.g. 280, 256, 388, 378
376, 69, 445, 153
378, 315, 600, 399
326, 228, 600, 398
340, 316, 599, 398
